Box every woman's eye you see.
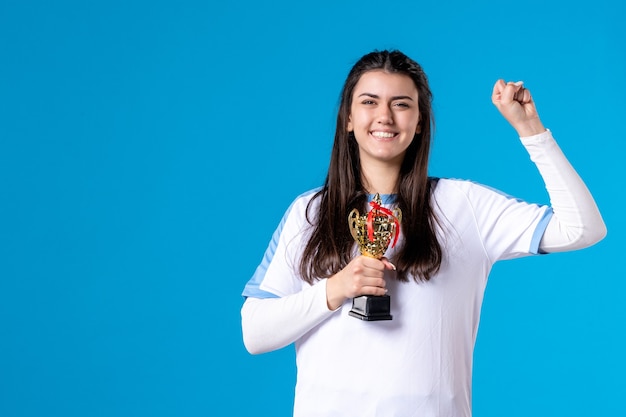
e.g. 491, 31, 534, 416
362, 100, 375, 105
394, 102, 410, 108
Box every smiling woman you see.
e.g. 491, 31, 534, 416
240, 49, 606, 417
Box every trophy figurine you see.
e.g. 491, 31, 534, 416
347, 193, 402, 321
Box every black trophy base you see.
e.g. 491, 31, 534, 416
349, 294, 392, 321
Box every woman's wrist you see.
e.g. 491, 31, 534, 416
325, 276, 346, 311
514, 118, 546, 137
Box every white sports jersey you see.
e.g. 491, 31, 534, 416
243, 179, 552, 417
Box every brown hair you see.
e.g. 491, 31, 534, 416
299, 50, 442, 283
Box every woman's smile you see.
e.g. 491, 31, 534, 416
370, 130, 398, 140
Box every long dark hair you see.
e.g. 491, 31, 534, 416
299, 50, 442, 283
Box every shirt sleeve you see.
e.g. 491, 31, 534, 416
241, 193, 314, 299
458, 180, 553, 263
241, 280, 339, 354
240, 190, 340, 354
519, 130, 607, 252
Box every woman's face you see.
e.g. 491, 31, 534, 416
347, 70, 421, 168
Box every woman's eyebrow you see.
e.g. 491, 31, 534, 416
358, 93, 414, 101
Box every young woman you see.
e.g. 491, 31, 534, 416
241, 50, 606, 417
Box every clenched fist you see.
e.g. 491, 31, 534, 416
492, 79, 546, 137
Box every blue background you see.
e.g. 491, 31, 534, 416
1, 0, 624, 416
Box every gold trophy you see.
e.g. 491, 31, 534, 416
348, 193, 402, 321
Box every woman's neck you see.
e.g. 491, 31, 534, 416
361, 162, 401, 195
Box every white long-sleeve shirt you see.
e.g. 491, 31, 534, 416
241, 130, 606, 417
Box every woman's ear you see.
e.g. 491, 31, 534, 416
347, 116, 353, 132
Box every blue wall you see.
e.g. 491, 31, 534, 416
1, 0, 624, 416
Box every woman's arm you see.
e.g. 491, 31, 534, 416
241, 280, 338, 355
492, 80, 607, 252
242, 253, 393, 354
521, 130, 606, 252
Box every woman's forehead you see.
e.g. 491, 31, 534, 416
353, 70, 418, 98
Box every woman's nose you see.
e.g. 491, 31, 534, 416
376, 105, 393, 124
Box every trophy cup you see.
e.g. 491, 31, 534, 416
347, 193, 402, 321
